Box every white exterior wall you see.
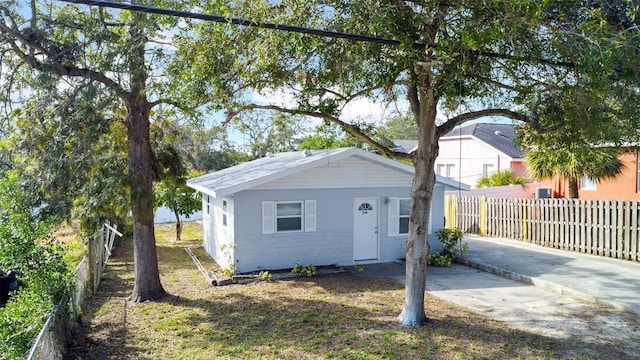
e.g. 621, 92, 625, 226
197, 153, 449, 273
232, 187, 415, 273
436, 137, 513, 189
201, 194, 235, 271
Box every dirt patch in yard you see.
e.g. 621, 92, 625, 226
65, 223, 640, 359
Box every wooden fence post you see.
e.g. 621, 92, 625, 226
522, 198, 527, 241
480, 195, 486, 236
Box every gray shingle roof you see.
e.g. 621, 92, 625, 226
187, 147, 468, 197
393, 140, 418, 153
442, 123, 524, 159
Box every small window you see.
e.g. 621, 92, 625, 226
399, 199, 411, 234
581, 176, 597, 191
222, 199, 228, 226
446, 164, 455, 178
276, 201, 303, 232
358, 203, 373, 214
205, 195, 210, 215
482, 164, 494, 177
436, 164, 445, 176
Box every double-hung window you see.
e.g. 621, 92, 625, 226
262, 200, 316, 234
276, 201, 303, 232
398, 199, 411, 234
222, 199, 228, 226
482, 164, 494, 177
388, 197, 432, 236
388, 198, 411, 236
445, 164, 455, 178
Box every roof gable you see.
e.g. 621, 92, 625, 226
440, 123, 524, 159
187, 147, 467, 197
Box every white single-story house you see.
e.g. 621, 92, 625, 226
186, 147, 468, 273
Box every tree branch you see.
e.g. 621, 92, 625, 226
226, 103, 413, 161
148, 98, 183, 109
437, 109, 530, 138
0, 20, 127, 99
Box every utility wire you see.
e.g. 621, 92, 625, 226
58, 0, 575, 68
58, 0, 412, 47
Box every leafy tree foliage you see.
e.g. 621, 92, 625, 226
0, 0, 208, 301
298, 121, 367, 150
378, 112, 418, 142
173, 0, 640, 325
476, 169, 526, 188
0, 176, 70, 359
152, 135, 203, 241
524, 145, 624, 199
154, 172, 202, 241
518, 87, 631, 199
234, 112, 308, 157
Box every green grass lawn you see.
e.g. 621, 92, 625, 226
65, 221, 631, 360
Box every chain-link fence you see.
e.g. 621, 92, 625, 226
26, 222, 122, 360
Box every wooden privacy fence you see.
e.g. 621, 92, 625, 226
445, 195, 640, 261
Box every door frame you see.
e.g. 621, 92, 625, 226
353, 197, 380, 262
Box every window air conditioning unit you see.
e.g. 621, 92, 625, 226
535, 188, 551, 199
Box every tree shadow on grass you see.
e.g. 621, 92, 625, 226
151, 278, 632, 359
68, 240, 637, 360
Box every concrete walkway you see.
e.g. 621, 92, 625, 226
461, 234, 640, 314
348, 234, 640, 351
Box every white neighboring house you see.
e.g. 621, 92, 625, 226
396, 123, 526, 189
187, 147, 467, 273
153, 206, 202, 224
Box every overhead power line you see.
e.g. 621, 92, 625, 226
58, 0, 575, 68
58, 0, 411, 47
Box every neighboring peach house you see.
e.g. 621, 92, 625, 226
396, 123, 526, 189
528, 149, 640, 200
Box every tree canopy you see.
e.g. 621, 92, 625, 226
171, 0, 640, 325
0, 0, 210, 302
1, 0, 638, 325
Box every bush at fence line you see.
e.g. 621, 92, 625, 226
0, 177, 71, 359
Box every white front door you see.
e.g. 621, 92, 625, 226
353, 197, 379, 261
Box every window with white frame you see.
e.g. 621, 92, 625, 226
388, 198, 411, 235
205, 195, 210, 215
436, 164, 445, 176
222, 199, 228, 226
581, 176, 597, 190
398, 199, 411, 234
445, 164, 455, 178
388, 197, 432, 236
482, 164, 494, 177
262, 200, 316, 234
276, 202, 302, 232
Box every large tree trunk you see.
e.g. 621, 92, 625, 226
126, 99, 166, 302
126, 13, 165, 302
568, 177, 580, 199
398, 81, 439, 326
